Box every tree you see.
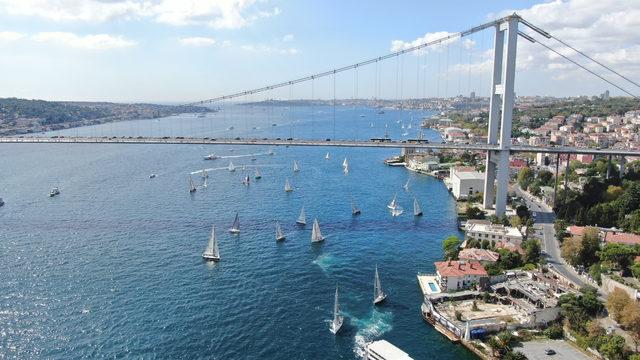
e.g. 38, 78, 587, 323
517, 168, 534, 190
598, 335, 627, 360
524, 239, 541, 264
598, 243, 637, 271
607, 288, 632, 322
465, 205, 485, 220
503, 350, 527, 360
497, 249, 522, 269
621, 301, 640, 351
443, 235, 461, 260
544, 323, 563, 339
604, 185, 624, 202
516, 204, 530, 220
561, 236, 582, 266
510, 216, 522, 229
579, 227, 600, 267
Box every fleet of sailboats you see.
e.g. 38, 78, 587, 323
275, 222, 286, 241
202, 225, 220, 261
311, 218, 324, 242
296, 207, 306, 225
188, 176, 197, 193
329, 286, 344, 335
284, 178, 293, 192
373, 266, 387, 305
229, 212, 240, 234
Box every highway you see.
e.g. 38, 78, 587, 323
513, 186, 593, 290
2, 136, 640, 157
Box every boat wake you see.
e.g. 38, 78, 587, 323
351, 308, 394, 359
312, 253, 336, 273
218, 151, 271, 159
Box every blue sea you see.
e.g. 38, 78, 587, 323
0, 105, 474, 359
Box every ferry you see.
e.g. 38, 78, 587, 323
366, 340, 413, 360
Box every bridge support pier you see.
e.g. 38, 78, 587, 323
620, 156, 626, 179
482, 15, 518, 217
606, 154, 613, 179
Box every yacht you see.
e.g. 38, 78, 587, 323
228, 161, 236, 172
387, 193, 398, 210
229, 212, 240, 234
49, 187, 60, 197
275, 222, 286, 241
296, 207, 306, 225
351, 201, 361, 216
311, 218, 324, 243
413, 198, 423, 217
202, 225, 220, 261
149, 174, 156, 179
373, 265, 387, 305
284, 178, 293, 192
329, 287, 344, 334
204, 154, 219, 160
188, 176, 197, 193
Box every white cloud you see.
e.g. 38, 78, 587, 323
179, 37, 216, 47
282, 34, 294, 42
0, 31, 26, 42
240, 44, 298, 55
32, 32, 136, 50
391, 31, 459, 54
0, 0, 281, 29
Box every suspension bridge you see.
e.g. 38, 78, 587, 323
3, 14, 640, 217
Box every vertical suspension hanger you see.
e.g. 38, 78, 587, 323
353, 65, 358, 140
458, 38, 463, 97
332, 70, 336, 140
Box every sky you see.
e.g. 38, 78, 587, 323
0, 0, 638, 103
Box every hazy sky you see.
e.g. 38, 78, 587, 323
0, 0, 638, 103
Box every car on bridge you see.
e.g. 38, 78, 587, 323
406, 139, 429, 144
370, 137, 391, 143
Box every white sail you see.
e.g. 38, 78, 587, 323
243, 174, 250, 185
276, 222, 286, 241
387, 193, 397, 209
403, 179, 410, 192
352, 201, 361, 215
203, 225, 220, 261
189, 176, 197, 193
229, 212, 240, 233
414, 198, 423, 216
284, 178, 293, 192
330, 286, 344, 334
297, 207, 306, 225
391, 206, 404, 216
374, 266, 387, 304
203, 176, 208, 188
293, 160, 300, 172
311, 218, 324, 242
325, 152, 330, 160
342, 157, 349, 168
202, 169, 209, 178
228, 161, 236, 172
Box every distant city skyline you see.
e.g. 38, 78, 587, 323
0, 0, 638, 102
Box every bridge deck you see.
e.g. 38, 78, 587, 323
1, 136, 639, 156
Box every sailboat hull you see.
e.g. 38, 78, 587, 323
329, 318, 344, 334
414, 212, 423, 217
296, 221, 306, 225
276, 236, 286, 241
374, 294, 387, 305
202, 254, 220, 261
229, 229, 240, 234
352, 209, 361, 215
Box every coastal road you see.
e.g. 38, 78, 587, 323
513, 186, 593, 290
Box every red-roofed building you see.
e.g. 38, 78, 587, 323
495, 241, 525, 256
435, 260, 488, 291
458, 248, 500, 264
567, 226, 587, 237
603, 231, 640, 246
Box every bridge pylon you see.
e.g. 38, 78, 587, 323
482, 15, 519, 217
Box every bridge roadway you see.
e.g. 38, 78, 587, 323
2, 136, 640, 157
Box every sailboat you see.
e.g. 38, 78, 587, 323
329, 286, 344, 334
413, 198, 423, 216
254, 168, 262, 179
275, 222, 286, 241
201, 169, 209, 179
403, 179, 410, 192
342, 157, 349, 175
351, 201, 361, 215
311, 218, 324, 242
284, 178, 293, 192
387, 193, 398, 209
228, 161, 236, 172
268, 147, 275, 155
373, 266, 387, 304
296, 207, 306, 225
189, 176, 197, 193
391, 206, 404, 216
229, 212, 240, 234
242, 174, 250, 186
203, 176, 208, 188
202, 225, 220, 261
293, 160, 300, 172
325, 152, 330, 160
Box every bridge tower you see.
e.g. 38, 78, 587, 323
482, 15, 519, 217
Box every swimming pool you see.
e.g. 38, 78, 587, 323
428, 282, 440, 293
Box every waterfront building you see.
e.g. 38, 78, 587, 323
449, 167, 485, 200
458, 248, 500, 264
465, 222, 524, 246
435, 260, 488, 292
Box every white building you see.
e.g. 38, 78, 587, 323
450, 167, 485, 200
435, 260, 488, 292
465, 222, 524, 245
